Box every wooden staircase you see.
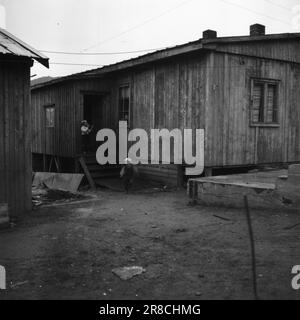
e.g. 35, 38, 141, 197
77, 154, 121, 189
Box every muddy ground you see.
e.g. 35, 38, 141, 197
0, 188, 300, 300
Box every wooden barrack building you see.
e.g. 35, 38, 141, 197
30, 24, 300, 186
0, 28, 48, 219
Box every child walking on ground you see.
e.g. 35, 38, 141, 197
120, 158, 137, 193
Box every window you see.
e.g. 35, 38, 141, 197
250, 79, 279, 126
119, 85, 130, 125
45, 106, 55, 128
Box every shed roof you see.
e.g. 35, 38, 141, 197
31, 31, 300, 90
0, 28, 49, 68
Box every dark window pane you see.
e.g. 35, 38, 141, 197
252, 82, 264, 123
267, 84, 277, 123
119, 86, 130, 124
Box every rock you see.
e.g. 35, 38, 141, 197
112, 266, 146, 280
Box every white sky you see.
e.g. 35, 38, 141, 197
0, 0, 299, 78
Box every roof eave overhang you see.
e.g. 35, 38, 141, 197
31, 42, 206, 90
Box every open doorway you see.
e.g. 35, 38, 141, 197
82, 94, 104, 154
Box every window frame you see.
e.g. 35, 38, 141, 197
44, 104, 55, 128
250, 78, 280, 128
118, 84, 131, 127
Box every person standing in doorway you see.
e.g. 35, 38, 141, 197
81, 120, 93, 154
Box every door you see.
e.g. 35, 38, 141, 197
83, 94, 104, 153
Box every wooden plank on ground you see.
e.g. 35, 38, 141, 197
78, 157, 96, 190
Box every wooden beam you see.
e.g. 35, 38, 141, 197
78, 157, 96, 190
54, 156, 61, 173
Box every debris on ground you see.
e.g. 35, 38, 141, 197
112, 266, 146, 280
175, 228, 188, 233
32, 186, 86, 208
10, 280, 29, 289
213, 215, 232, 222
152, 186, 171, 192
96, 177, 173, 193
283, 222, 300, 230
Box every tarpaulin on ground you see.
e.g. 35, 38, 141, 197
33, 172, 84, 193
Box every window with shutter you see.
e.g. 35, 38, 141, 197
250, 79, 279, 126
252, 82, 264, 123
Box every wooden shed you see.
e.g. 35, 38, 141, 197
0, 28, 48, 220
31, 24, 300, 186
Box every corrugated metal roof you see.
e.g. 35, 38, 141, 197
0, 28, 49, 67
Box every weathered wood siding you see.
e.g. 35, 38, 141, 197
206, 39, 300, 63
289, 66, 300, 162
113, 55, 207, 183
130, 56, 207, 133
31, 42, 300, 175
115, 54, 208, 162
31, 78, 112, 157
205, 51, 300, 167
116, 50, 300, 169
0, 57, 32, 218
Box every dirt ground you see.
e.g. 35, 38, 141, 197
0, 187, 300, 300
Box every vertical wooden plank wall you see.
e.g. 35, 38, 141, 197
0, 57, 32, 218
125, 55, 208, 184
31, 82, 78, 157
31, 77, 113, 158
205, 51, 300, 167
30, 47, 300, 182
